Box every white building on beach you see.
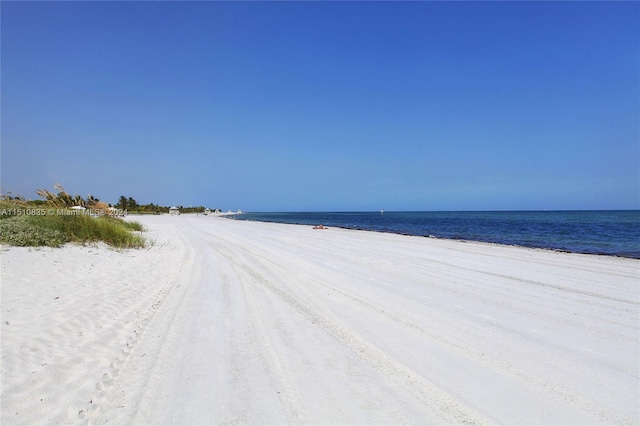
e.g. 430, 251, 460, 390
169, 206, 180, 216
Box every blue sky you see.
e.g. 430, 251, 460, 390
2, 1, 638, 211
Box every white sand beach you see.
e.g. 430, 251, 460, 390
1, 214, 638, 425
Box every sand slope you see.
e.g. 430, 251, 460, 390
2, 215, 638, 425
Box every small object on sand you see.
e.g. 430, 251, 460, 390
313, 225, 327, 229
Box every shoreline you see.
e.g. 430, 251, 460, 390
315, 224, 640, 259
222, 214, 640, 260
2, 215, 638, 424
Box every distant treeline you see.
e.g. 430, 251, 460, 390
115, 196, 214, 214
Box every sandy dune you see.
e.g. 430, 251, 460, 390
1, 214, 638, 425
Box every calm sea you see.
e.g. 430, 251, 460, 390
227, 211, 640, 259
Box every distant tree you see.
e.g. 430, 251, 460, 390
128, 197, 137, 210
118, 196, 128, 210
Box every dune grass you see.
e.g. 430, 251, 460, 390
0, 202, 145, 248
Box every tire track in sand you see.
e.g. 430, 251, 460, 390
210, 239, 492, 426
223, 248, 312, 424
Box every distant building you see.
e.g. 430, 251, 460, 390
169, 206, 180, 216
204, 208, 211, 215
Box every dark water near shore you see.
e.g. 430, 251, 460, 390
227, 211, 640, 259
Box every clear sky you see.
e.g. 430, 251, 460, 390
2, 1, 638, 212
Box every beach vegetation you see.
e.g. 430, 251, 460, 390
0, 210, 146, 248
0, 215, 67, 247
0, 186, 146, 248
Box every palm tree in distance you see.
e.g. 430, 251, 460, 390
118, 196, 128, 210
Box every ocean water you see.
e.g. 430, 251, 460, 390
227, 211, 640, 259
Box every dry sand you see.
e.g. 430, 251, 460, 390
1, 214, 638, 425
